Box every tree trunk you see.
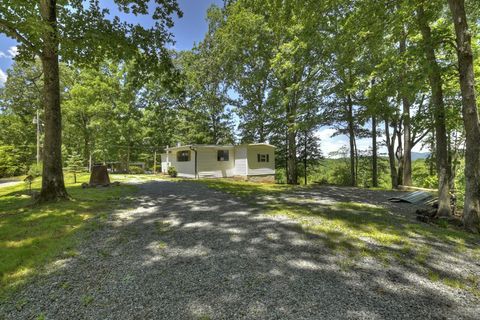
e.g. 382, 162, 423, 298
286, 101, 297, 184
126, 145, 131, 173
285, 128, 288, 181
304, 130, 308, 185
385, 116, 398, 188
396, 121, 403, 186
38, 0, 68, 202
347, 95, 356, 187
448, 0, 480, 232
399, 30, 413, 186
417, 4, 451, 217
372, 115, 378, 187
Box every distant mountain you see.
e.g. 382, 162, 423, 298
412, 152, 430, 161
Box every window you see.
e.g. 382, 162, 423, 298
257, 154, 270, 162
217, 150, 229, 161
177, 150, 191, 162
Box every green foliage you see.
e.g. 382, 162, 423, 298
27, 163, 42, 178
0, 146, 28, 178
66, 152, 83, 173
65, 151, 84, 183
167, 166, 177, 177
129, 166, 145, 174
413, 159, 439, 189
275, 168, 287, 184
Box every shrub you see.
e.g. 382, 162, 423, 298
129, 166, 145, 174
167, 166, 177, 177
275, 167, 286, 184
28, 163, 43, 178
0, 146, 26, 178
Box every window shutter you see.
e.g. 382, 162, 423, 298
267, 154, 269, 162
257, 154, 260, 162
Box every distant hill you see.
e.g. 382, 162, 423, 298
412, 152, 430, 161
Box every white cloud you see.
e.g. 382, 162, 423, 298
315, 127, 348, 157
315, 127, 336, 141
0, 46, 18, 59
7, 46, 18, 58
0, 69, 7, 86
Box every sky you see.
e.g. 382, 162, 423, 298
0, 0, 426, 156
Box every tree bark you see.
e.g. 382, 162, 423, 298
448, 0, 480, 232
396, 119, 403, 186
399, 30, 413, 186
38, 0, 68, 202
347, 95, 356, 187
372, 115, 378, 187
304, 130, 308, 185
385, 116, 398, 188
286, 101, 297, 184
417, 4, 451, 217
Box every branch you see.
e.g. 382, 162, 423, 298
0, 19, 39, 54
412, 128, 431, 147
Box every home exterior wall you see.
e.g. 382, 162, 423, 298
164, 144, 275, 179
168, 147, 195, 178
197, 147, 235, 178
234, 146, 247, 176
247, 145, 275, 176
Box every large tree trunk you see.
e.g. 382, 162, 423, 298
347, 95, 356, 187
448, 0, 480, 232
385, 116, 398, 188
417, 4, 451, 217
399, 31, 413, 186
372, 115, 378, 187
38, 0, 68, 202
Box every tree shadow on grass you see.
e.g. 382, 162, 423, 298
0, 183, 136, 298
1, 180, 479, 319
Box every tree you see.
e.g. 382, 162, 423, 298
447, 0, 480, 232
0, 0, 181, 202
215, 4, 275, 143
416, 1, 451, 217
65, 151, 83, 184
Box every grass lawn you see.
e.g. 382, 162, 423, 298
0, 173, 137, 298
198, 178, 480, 297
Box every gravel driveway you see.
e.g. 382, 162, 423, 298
1, 180, 478, 319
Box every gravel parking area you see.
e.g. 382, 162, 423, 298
1, 180, 478, 319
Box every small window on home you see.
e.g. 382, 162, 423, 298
177, 150, 191, 162
217, 150, 229, 161
257, 154, 270, 162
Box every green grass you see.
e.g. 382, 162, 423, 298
195, 178, 294, 198
0, 172, 137, 298
196, 178, 480, 296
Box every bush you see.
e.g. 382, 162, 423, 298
275, 167, 286, 184
28, 163, 43, 178
129, 166, 145, 174
0, 146, 26, 178
167, 166, 177, 177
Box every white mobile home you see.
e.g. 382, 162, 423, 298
161, 143, 275, 181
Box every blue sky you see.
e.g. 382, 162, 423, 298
0, 0, 426, 155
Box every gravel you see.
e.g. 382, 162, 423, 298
1, 180, 479, 319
